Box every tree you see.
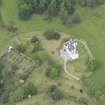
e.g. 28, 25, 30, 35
31, 36, 39, 43
31, 0, 39, 13
60, 8, 69, 25
43, 11, 52, 22
0, 0, 2, 6
48, 0, 58, 16
78, 0, 87, 6
9, 87, 25, 102
44, 30, 61, 40
46, 59, 61, 80
23, 83, 37, 96
79, 0, 104, 7
50, 68, 59, 80
19, 4, 32, 20
32, 42, 42, 53
86, 0, 97, 7
48, 85, 63, 101
65, 0, 76, 15
38, 0, 47, 14
78, 97, 88, 105
9, 83, 37, 102
16, 44, 26, 53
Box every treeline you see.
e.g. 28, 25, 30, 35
18, 0, 76, 20
0, 0, 3, 26
18, 0, 105, 24
79, 0, 104, 7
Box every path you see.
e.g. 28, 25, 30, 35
78, 39, 94, 59
61, 39, 94, 81
64, 60, 80, 81
8, 32, 93, 81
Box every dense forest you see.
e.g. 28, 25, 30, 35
18, 0, 105, 25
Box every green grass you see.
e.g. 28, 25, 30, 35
1, 0, 105, 104
2, 0, 105, 87
0, 33, 91, 105
0, 28, 14, 53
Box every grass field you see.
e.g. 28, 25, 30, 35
10, 33, 92, 105
1, 0, 105, 104
0, 32, 92, 105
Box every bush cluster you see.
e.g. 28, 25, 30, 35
9, 83, 37, 102
16, 44, 26, 53
48, 85, 63, 101
31, 36, 40, 44
46, 59, 62, 80
44, 30, 61, 40
18, 0, 76, 20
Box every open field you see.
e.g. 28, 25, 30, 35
0, 32, 93, 105
8, 33, 92, 105
0, 0, 105, 105
1, 0, 105, 88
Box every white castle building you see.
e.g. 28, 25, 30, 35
61, 39, 79, 61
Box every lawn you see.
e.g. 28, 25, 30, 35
1, 0, 105, 104
10, 33, 92, 105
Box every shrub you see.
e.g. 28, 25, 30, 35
7, 22, 18, 33
46, 59, 61, 80
31, 36, 39, 44
78, 0, 104, 7
49, 68, 59, 80
16, 44, 26, 53
48, 85, 63, 101
0, 62, 4, 68
23, 83, 37, 96
9, 83, 37, 102
43, 11, 52, 22
30, 37, 43, 53
77, 97, 88, 105
32, 43, 42, 53
9, 87, 25, 102
19, 4, 31, 20
44, 30, 61, 40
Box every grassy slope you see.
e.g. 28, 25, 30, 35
1, 0, 105, 91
